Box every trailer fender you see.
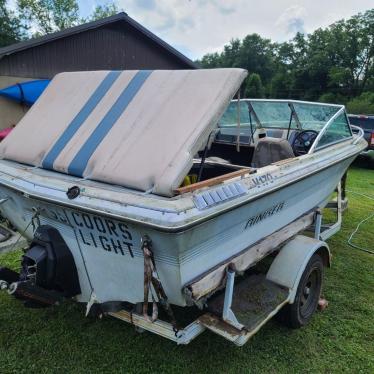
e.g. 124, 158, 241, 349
266, 235, 331, 304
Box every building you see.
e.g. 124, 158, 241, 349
0, 12, 196, 128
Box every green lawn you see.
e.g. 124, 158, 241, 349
0, 166, 373, 374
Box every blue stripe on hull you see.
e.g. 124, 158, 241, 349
68, 70, 152, 177
42, 71, 121, 170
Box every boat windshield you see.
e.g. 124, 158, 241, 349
219, 100, 343, 131
220, 101, 253, 128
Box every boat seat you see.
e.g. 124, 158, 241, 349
265, 129, 284, 138
265, 129, 299, 145
252, 137, 294, 168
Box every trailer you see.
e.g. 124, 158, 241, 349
108, 205, 337, 346
0, 69, 360, 346
0, 184, 342, 346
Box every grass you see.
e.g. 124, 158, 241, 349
0, 165, 373, 374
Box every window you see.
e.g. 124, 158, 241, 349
251, 101, 297, 128
219, 101, 251, 128
217, 101, 255, 144
316, 113, 352, 149
293, 103, 339, 132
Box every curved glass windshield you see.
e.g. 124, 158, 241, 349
316, 113, 352, 149
251, 101, 297, 128
219, 100, 342, 132
219, 101, 252, 127
293, 103, 340, 131
217, 101, 254, 144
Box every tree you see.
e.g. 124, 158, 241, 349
0, 0, 121, 47
245, 73, 264, 98
17, 0, 80, 35
198, 52, 221, 68
0, 0, 25, 46
328, 10, 374, 95
318, 92, 347, 105
16, 0, 121, 36
198, 33, 275, 97
271, 38, 304, 98
346, 92, 374, 114
270, 69, 295, 98
237, 34, 275, 85
221, 38, 241, 67
88, 3, 120, 22
199, 9, 373, 102
294, 10, 374, 99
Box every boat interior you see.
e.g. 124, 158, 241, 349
0, 70, 358, 199
180, 99, 354, 192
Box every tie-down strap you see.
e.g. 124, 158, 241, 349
142, 235, 178, 332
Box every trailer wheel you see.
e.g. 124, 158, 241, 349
278, 253, 324, 329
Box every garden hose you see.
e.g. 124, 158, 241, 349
346, 189, 374, 255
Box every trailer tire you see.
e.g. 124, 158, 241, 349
277, 253, 324, 329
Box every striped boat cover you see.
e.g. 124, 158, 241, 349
0, 69, 247, 196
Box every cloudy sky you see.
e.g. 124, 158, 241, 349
81, 1, 372, 60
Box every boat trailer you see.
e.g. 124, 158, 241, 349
108, 187, 342, 346
108, 206, 335, 345
0, 185, 343, 346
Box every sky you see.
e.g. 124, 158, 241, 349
75, 1, 373, 60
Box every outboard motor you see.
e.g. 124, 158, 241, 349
0, 225, 81, 307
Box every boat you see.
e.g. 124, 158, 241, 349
0, 69, 367, 344
0, 127, 13, 141
0, 79, 50, 106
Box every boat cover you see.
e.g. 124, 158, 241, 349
0, 69, 247, 196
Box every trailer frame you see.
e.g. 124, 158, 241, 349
108, 185, 342, 345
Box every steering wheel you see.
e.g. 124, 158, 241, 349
292, 130, 318, 156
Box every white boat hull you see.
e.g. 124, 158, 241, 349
0, 155, 355, 306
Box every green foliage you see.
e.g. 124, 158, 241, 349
17, 0, 80, 35
346, 92, 374, 114
318, 92, 347, 105
199, 9, 374, 103
199, 51, 222, 68
87, 3, 120, 22
14, 0, 121, 37
0, 0, 25, 47
200, 35, 275, 86
245, 73, 264, 98
269, 69, 295, 98
0, 0, 372, 112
